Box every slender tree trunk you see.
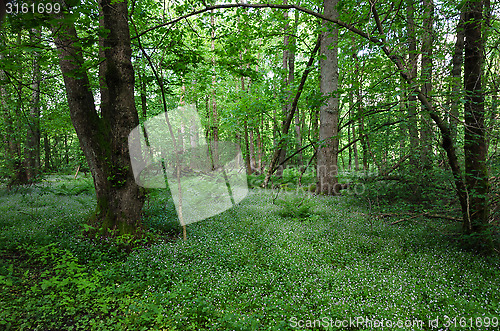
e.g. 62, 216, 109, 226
139, 71, 147, 119
350, 80, 359, 171
209, 11, 219, 167
64, 134, 69, 165
25, 28, 41, 181
54, 0, 145, 236
43, 132, 52, 171
463, 0, 489, 237
351, 42, 369, 173
291, 8, 302, 166
276, 1, 291, 177
316, 0, 339, 195
0, 56, 20, 178
249, 129, 256, 171
407, 0, 419, 167
262, 37, 320, 187
420, 0, 434, 170
256, 124, 263, 173
450, 11, 465, 143
244, 120, 252, 175
9, 32, 28, 185
348, 85, 353, 170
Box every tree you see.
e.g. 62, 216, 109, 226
449, 11, 465, 143
406, 0, 419, 167
54, 0, 144, 236
462, 0, 489, 238
419, 0, 434, 169
316, 0, 339, 195
25, 28, 41, 182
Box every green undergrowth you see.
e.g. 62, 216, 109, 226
0, 178, 499, 330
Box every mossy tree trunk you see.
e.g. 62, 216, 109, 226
54, 0, 144, 237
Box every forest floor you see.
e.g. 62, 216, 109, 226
0, 176, 499, 330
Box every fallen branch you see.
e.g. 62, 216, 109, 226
391, 214, 419, 225
377, 212, 462, 223
422, 212, 462, 222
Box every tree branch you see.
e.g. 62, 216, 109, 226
133, 3, 383, 46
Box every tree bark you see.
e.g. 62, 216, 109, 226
54, 0, 145, 236
25, 28, 41, 182
406, 0, 419, 167
249, 129, 256, 171
276, 0, 291, 177
0, 55, 21, 180
209, 11, 219, 167
244, 120, 252, 175
463, 0, 489, 236
256, 124, 264, 173
419, 0, 434, 170
291, 8, 302, 167
450, 11, 465, 143
43, 132, 52, 171
316, 0, 340, 195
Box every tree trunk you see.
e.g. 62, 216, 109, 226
54, 0, 145, 236
139, 71, 147, 120
349, 78, 359, 171
463, 0, 489, 236
256, 124, 263, 173
406, 0, 419, 167
64, 134, 70, 165
249, 129, 256, 172
0, 55, 21, 180
291, 8, 302, 167
276, 1, 291, 177
25, 28, 41, 182
450, 11, 465, 143
419, 0, 434, 170
209, 11, 219, 167
262, 37, 320, 187
317, 0, 339, 195
244, 120, 252, 175
43, 132, 52, 171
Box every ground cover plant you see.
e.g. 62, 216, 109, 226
1, 177, 499, 330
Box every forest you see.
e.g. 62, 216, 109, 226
0, 0, 500, 329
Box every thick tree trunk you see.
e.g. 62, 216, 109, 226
54, 0, 144, 236
316, 0, 339, 195
463, 0, 489, 236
